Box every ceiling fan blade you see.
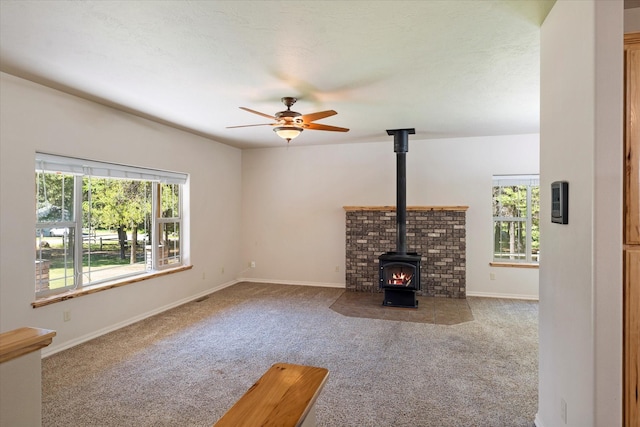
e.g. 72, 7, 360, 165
239, 107, 276, 120
226, 123, 275, 129
303, 123, 350, 132
300, 110, 337, 123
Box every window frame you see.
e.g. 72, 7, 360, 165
35, 153, 188, 299
491, 174, 540, 265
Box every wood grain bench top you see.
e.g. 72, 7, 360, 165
0, 327, 56, 363
213, 363, 329, 427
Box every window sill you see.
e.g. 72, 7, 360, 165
31, 265, 193, 308
490, 262, 539, 269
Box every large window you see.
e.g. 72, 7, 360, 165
492, 175, 540, 264
35, 153, 188, 298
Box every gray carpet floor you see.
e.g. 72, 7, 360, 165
42, 282, 538, 427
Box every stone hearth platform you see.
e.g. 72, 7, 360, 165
329, 291, 474, 325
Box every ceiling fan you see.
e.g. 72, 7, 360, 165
227, 97, 349, 143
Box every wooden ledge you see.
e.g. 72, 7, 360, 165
32, 265, 193, 308
625, 32, 640, 45
343, 205, 469, 211
0, 327, 56, 363
214, 363, 329, 427
490, 262, 539, 269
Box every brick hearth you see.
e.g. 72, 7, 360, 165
344, 206, 467, 298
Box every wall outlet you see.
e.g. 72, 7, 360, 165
221, 266, 224, 274
560, 398, 567, 424
335, 266, 340, 272
202, 272, 206, 280
490, 272, 496, 280
250, 261, 256, 268
63, 310, 71, 322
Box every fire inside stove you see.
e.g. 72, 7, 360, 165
379, 256, 420, 292
389, 271, 413, 286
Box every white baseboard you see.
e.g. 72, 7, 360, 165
534, 413, 545, 427
41, 279, 240, 358
466, 291, 539, 301
236, 277, 345, 289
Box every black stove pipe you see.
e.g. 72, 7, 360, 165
386, 128, 415, 255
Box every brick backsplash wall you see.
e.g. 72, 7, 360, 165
345, 207, 467, 298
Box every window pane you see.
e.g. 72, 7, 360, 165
81, 230, 147, 284
157, 221, 180, 267
531, 185, 540, 262
36, 171, 74, 222
35, 227, 75, 293
492, 186, 501, 216
83, 177, 151, 284
493, 185, 528, 218
493, 220, 528, 261
160, 183, 180, 218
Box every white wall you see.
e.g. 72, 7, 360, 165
0, 351, 43, 426
0, 73, 243, 355
538, 1, 623, 426
241, 134, 539, 299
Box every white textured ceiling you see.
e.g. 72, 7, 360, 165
0, 0, 556, 149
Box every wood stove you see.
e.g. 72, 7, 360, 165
379, 252, 421, 307
379, 128, 422, 308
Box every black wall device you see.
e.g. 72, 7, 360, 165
551, 181, 569, 224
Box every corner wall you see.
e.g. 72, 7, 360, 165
0, 73, 243, 355
538, 1, 623, 426
241, 134, 539, 299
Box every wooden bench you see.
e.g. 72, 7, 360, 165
0, 326, 56, 363
213, 363, 329, 427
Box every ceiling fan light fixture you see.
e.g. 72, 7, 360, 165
229, 97, 348, 143
274, 126, 303, 142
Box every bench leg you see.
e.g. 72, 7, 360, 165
301, 405, 317, 427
